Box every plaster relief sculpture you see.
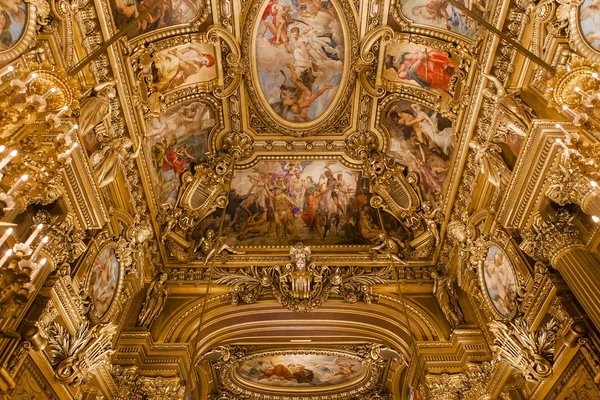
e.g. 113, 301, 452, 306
137, 273, 168, 328
90, 137, 140, 188
214, 243, 391, 311
195, 229, 246, 266
431, 271, 465, 329
482, 73, 535, 138
78, 81, 116, 137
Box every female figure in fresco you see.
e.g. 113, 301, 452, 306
386, 50, 456, 91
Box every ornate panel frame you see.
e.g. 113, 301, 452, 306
137, 94, 224, 213
215, 348, 387, 399
476, 235, 527, 321
375, 32, 468, 109
109, 0, 211, 45
0, 0, 45, 62
240, 0, 359, 137
568, 0, 600, 62
82, 240, 125, 324
389, 0, 475, 46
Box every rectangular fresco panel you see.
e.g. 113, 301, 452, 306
109, 0, 200, 37
383, 100, 456, 201
141, 43, 217, 92
218, 160, 403, 246
145, 100, 216, 205
0, 0, 26, 50
400, 0, 482, 38
383, 43, 457, 93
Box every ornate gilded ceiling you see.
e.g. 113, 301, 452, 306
3, 0, 600, 398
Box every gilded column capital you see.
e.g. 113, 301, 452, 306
546, 165, 596, 210
519, 210, 583, 265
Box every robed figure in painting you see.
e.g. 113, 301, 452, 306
385, 50, 455, 91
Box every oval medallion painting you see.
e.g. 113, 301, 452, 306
253, 0, 345, 124
483, 246, 518, 318
580, 0, 600, 51
0, 0, 27, 50
89, 247, 120, 320
236, 354, 364, 388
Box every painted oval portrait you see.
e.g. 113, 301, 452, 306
0, 0, 27, 51
580, 0, 600, 51
483, 246, 518, 318
236, 353, 364, 389
89, 246, 120, 320
252, 0, 346, 125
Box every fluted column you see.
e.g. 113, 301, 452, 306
520, 211, 600, 329
546, 167, 600, 216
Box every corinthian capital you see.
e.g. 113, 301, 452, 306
520, 210, 582, 264
546, 165, 594, 208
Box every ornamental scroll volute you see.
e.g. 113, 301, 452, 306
367, 151, 422, 225
178, 132, 253, 221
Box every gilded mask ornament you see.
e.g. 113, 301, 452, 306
214, 243, 392, 311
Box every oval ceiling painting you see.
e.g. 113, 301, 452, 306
580, 0, 600, 51
483, 246, 518, 318
89, 246, 120, 321
236, 353, 364, 389
252, 0, 346, 125
0, 0, 27, 50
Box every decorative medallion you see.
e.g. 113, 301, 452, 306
87, 245, 122, 322
481, 245, 518, 319
579, 0, 600, 51
0, 0, 48, 62
243, 0, 358, 136
236, 353, 364, 388
212, 346, 390, 399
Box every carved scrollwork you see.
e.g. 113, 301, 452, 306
214, 243, 391, 311
365, 151, 422, 224
208, 346, 391, 400
47, 321, 117, 385
489, 318, 559, 382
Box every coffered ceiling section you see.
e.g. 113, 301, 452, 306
99, 0, 482, 269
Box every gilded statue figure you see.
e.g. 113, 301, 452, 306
90, 137, 140, 188
78, 81, 117, 137
469, 139, 507, 188
195, 229, 246, 266
482, 73, 535, 137
422, 201, 441, 244
431, 271, 465, 329
370, 233, 408, 265
138, 273, 168, 328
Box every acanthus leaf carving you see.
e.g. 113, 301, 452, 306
214, 243, 392, 311
489, 317, 559, 382
47, 320, 117, 385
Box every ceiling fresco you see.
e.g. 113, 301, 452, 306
6, 0, 600, 396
